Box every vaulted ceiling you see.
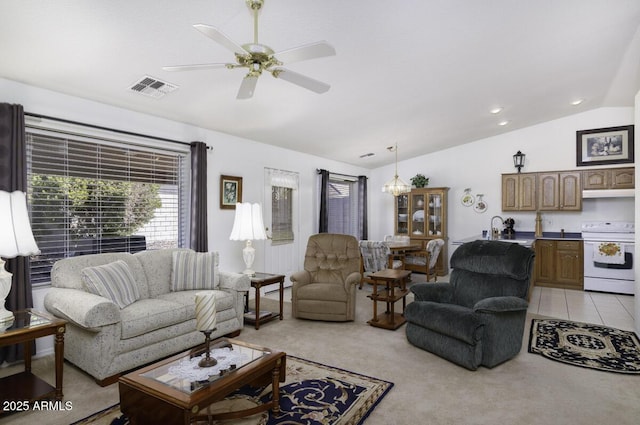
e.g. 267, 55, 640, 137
1, 0, 639, 168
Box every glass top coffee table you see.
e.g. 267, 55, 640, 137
119, 338, 286, 424
0, 309, 66, 411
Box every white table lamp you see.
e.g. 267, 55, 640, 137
229, 202, 267, 276
0, 191, 40, 323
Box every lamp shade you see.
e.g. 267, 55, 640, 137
229, 202, 267, 241
0, 191, 40, 258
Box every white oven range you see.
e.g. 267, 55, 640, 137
582, 221, 635, 295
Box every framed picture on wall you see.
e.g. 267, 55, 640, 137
576, 125, 634, 166
220, 175, 242, 209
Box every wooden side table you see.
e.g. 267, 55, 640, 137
245, 272, 285, 330
0, 309, 67, 410
367, 269, 411, 330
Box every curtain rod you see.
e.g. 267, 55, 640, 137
25, 112, 212, 149
316, 169, 367, 180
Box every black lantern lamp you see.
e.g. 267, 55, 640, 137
513, 151, 525, 173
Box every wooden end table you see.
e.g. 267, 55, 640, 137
0, 309, 66, 412
245, 272, 285, 330
367, 269, 411, 330
119, 338, 286, 424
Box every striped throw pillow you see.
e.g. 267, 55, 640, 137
171, 251, 219, 291
81, 260, 141, 308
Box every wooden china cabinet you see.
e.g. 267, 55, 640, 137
394, 187, 449, 276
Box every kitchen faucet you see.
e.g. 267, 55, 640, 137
490, 215, 504, 240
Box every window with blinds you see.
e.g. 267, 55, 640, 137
266, 168, 298, 246
327, 179, 358, 236
271, 186, 294, 244
26, 126, 189, 286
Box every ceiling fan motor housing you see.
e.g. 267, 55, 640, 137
247, 0, 264, 11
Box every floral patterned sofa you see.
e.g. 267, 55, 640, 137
44, 248, 249, 385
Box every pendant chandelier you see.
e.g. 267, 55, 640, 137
382, 143, 411, 196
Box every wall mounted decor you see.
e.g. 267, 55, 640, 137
220, 175, 243, 209
461, 188, 474, 206
576, 125, 634, 166
474, 194, 487, 213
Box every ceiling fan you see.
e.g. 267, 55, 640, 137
163, 0, 336, 99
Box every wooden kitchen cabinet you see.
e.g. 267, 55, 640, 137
537, 171, 581, 211
534, 239, 583, 290
501, 173, 537, 211
534, 240, 555, 282
582, 167, 634, 190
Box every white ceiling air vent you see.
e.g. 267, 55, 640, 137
129, 76, 178, 99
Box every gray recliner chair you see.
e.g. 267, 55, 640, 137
405, 240, 535, 370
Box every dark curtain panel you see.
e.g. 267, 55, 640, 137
0, 103, 33, 363
189, 142, 208, 252
318, 169, 329, 233
358, 175, 368, 240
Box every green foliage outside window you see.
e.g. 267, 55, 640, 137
30, 175, 161, 238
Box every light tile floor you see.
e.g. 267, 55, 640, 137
528, 286, 635, 331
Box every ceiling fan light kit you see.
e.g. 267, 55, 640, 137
163, 0, 335, 99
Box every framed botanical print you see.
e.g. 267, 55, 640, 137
576, 125, 634, 166
220, 175, 242, 209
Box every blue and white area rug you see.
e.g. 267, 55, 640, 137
72, 356, 393, 425
528, 318, 640, 374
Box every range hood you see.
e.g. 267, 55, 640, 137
582, 189, 635, 198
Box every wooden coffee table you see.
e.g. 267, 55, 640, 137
119, 338, 286, 424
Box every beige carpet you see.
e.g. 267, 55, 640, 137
2, 281, 640, 425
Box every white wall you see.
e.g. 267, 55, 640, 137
368, 108, 636, 254
635, 90, 639, 336
1, 77, 369, 355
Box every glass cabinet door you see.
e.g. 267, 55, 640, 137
427, 193, 443, 237
411, 193, 425, 236
395, 194, 409, 235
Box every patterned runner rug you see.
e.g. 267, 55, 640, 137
528, 318, 640, 374
72, 355, 393, 425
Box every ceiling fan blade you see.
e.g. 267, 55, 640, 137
237, 75, 259, 99
274, 41, 336, 65
162, 63, 229, 72
193, 24, 246, 55
272, 68, 330, 94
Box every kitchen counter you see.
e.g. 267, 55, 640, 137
452, 231, 582, 247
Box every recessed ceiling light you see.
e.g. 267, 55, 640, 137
571, 99, 584, 106
490, 107, 503, 114
498, 120, 509, 126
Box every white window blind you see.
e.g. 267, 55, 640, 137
327, 178, 359, 236
266, 168, 298, 245
26, 123, 189, 285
